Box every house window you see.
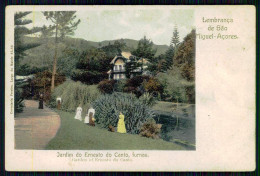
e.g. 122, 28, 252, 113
114, 74, 119, 80
114, 65, 118, 71
119, 74, 122, 79
119, 65, 122, 71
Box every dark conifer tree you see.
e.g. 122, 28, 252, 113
15, 12, 42, 68
14, 12, 42, 113
171, 25, 180, 47
164, 45, 175, 70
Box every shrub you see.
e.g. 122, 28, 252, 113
48, 80, 101, 113
15, 82, 25, 113
124, 75, 150, 97
114, 79, 127, 92
98, 79, 116, 94
143, 77, 163, 96
92, 92, 155, 134
31, 70, 66, 102
139, 118, 162, 139
157, 66, 194, 103
139, 92, 156, 107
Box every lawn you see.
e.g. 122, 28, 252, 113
46, 110, 185, 150
153, 101, 195, 115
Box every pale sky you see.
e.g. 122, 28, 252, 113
26, 9, 194, 46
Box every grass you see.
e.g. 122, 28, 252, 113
153, 101, 195, 114
45, 110, 184, 150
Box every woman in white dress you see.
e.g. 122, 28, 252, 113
74, 105, 82, 121
84, 106, 95, 124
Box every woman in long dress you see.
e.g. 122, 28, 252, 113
117, 112, 126, 133
38, 93, 44, 109
85, 107, 95, 126
74, 105, 82, 121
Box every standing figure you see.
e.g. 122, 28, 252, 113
38, 93, 44, 109
56, 97, 62, 110
117, 112, 126, 133
84, 106, 96, 126
74, 105, 82, 121
89, 112, 96, 126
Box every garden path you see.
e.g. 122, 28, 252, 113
15, 100, 60, 149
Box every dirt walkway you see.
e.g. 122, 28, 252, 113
15, 100, 60, 149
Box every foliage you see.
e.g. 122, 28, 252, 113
16, 64, 48, 76
139, 118, 162, 139
157, 66, 195, 103
40, 25, 55, 42
143, 77, 164, 96
48, 80, 101, 112
139, 93, 156, 107
71, 48, 111, 84
32, 71, 66, 101
43, 11, 81, 91
132, 36, 157, 63
92, 92, 155, 134
171, 25, 180, 47
147, 54, 167, 75
124, 75, 150, 97
57, 48, 80, 76
173, 29, 195, 81
124, 56, 142, 79
14, 12, 42, 113
100, 40, 126, 58
42, 11, 81, 41
15, 12, 42, 66
98, 79, 116, 94
114, 79, 127, 92
164, 45, 175, 70
15, 82, 25, 113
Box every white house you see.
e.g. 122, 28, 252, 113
107, 51, 150, 80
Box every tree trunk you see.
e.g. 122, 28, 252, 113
51, 24, 58, 92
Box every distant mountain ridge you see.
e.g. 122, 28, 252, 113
20, 36, 169, 70
23, 36, 169, 56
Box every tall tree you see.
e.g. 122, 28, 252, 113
14, 12, 42, 113
171, 25, 180, 47
114, 40, 126, 54
125, 56, 142, 78
132, 36, 157, 63
164, 45, 175, 69
43, 11, 80, 91
173, 29, 195, 81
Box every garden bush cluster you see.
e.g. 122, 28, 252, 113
140, 118, 162, 139
97, 75, 164, 100
49, 80, 101, 113
97, 79, 116, 94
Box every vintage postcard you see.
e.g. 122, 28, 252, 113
5, 5, 255, 171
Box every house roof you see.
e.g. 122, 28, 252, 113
137, 58, 149, 64
110, 51, 132, 64
121, 51, 131, 59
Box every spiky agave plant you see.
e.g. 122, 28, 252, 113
92, 92, 155, 134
